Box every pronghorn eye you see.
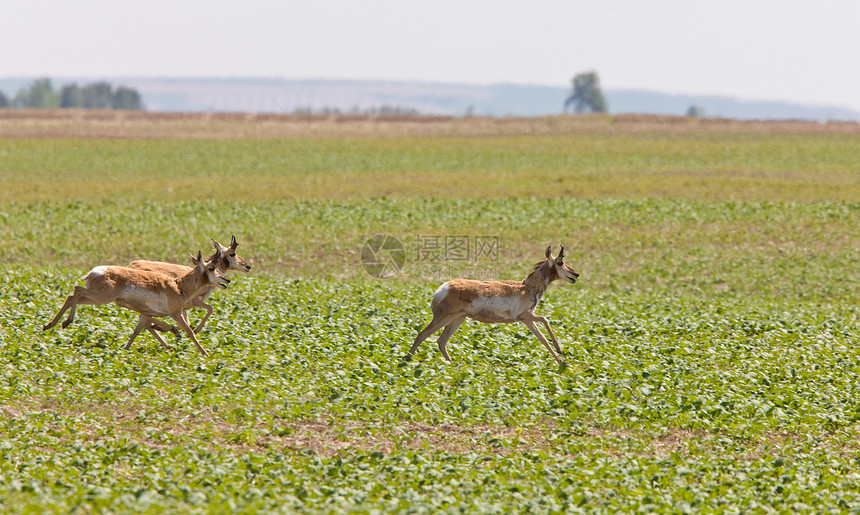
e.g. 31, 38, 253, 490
557, 260, 564, 266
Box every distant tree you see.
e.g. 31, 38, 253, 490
564, 71, 607, 114
686, 105, 706, 118
59, 83, 83, 108
111, 86, 143, 110
82, 82, 113, 109
13, 78, 59, 108
0, 91, 8, 108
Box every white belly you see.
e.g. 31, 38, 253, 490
116, 286, 171, 316
465, 296, 527, 323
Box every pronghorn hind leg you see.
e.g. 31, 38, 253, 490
405, 314, 461, 360
436, 316, 466, 362
43, 294, 76, 331
43, 286, 101, 331
125, 315, 154, 350
61, 287, 104, 328
522, 320, 564, 365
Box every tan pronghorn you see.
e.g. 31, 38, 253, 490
128, 235, 251, 334
43, 251, 230, 356
406, 245, 579, 365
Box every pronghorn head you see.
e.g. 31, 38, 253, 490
545, 245, 579, 284
192, 250, 231, 289
211, 235, 252, 273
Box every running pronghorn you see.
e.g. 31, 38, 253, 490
406, 245, 579, 365
43, 250, 230, 356
128, 235, 251, 334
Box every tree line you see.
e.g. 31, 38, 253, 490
3, 74, 605, 114
0, 72, 665, 116
0, 79, 143, 110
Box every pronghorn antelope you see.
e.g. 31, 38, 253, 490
406, 245, 579, 365
128, 235, 251, 334
43, 251, 230, 356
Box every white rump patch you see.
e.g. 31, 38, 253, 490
84, 266, 108, 284
432, 282, 450, 304
88, 265, 107, 277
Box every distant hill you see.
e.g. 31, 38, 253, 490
1, 77, 858, 121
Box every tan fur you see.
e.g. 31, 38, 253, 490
406, 245, 579, 365
43, 251, 229, 356
128, 236, 251, 334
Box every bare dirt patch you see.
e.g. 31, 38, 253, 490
8, 401, 853, 462
1, 109, 858, 139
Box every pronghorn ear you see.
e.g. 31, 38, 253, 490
191, 251, 203, 266
545, 245, 553, 260
212, 238, 223, 250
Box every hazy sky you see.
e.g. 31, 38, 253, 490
3, 0, 859, 110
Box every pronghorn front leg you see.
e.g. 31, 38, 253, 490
146, 327, 173, 350
146, 303, 199, 339
139, 316, 175, 350
188, 298, 214, 334
521, 312, 563, 354
145, 317, 182, 340
521, 320, 564, 365
533, 314, 562, 354
171, 312, 210, 357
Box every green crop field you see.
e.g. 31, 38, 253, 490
1, 114, 859, 513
